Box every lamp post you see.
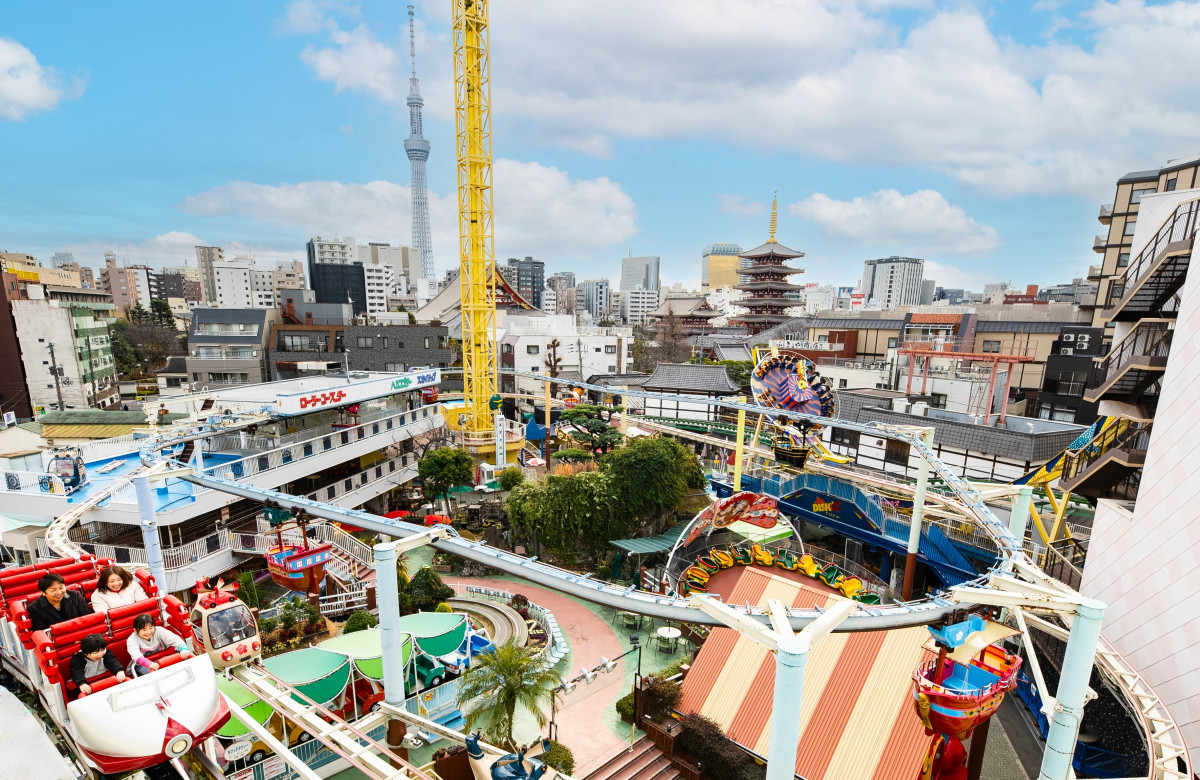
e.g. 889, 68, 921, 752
546, 646, 636, 742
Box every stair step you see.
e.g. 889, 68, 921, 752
583, 738, 651, 780
609, 749, 662, 780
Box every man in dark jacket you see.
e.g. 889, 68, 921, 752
27, 572, 93, 631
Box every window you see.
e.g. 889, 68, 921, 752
884, 439, 910, 466
1124, 220, 1137, 236
887, 337, 898, 349
531, 365, 540, 372
385, 362, 404, 371
817, 334, 828, 342
502, 344, 514, 354
594, 347, 602, 353
830, 428, 859, 448
930, 393, 947, 409
982, 340, 1001, 353
1166, 178, 1178, 192
526, 345, 540, 355
605, 345, 617, 354
357, 337, 373, 348
1130, 187, 1156, 204
1054, 371, 1087, 396
424, 337, 431, 349
1118, 252, 1130, 268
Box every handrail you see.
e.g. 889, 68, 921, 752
1105, 196, 1200, 310
0, 469, 65, 496
1086, 321, 1173, 391
1061, 422, 1151, 483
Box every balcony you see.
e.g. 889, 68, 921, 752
1093, 235, 1107, 253
1087, 265, 1104, 282
1098, 203, 1114, 224
1059, 421, 1150, 501
1083, 321, 1172, 404
1101, 197, 1199, 321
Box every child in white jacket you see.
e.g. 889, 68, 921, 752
126, 614, 192, 676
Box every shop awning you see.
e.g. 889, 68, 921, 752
610, 523, 690, 555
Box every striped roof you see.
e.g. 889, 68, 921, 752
677, 567, 931, 779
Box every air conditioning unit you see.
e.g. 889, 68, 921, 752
1062, 333, 1075, 342
1060, 347, 1074, 355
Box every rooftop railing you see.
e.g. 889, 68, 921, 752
1103, 197, 1200, 310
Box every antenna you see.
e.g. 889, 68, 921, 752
408, 5, 418, 78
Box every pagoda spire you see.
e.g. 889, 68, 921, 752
769, 190, 778, 243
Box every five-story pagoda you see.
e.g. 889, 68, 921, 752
732, 194, 804, 335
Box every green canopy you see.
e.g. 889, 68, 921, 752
318, 629, 411, 681
726, 519, 792, 545
262, 647, 351, 707
216, 676, 275, 738
610, 523, 689, 556
396, 612, 468, 658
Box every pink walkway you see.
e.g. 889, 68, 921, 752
447, 577, 631, 775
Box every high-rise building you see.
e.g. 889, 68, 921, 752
308, 236, 356, 266
209, 256, 278, 309
272, 260, 307, 306
195, 245, 224, 303
578, 279, 611, 318
50, 252, 74, 269
620, 287, 660, 326
540, 286, 557, 314
100, 253, 143, 313
731, 198, 804, 335
405, 6, 434, 282
547, 272, 575, 294
619, 254, 660, 292
503, 256, 545, 308
860, 256, 925, 309
701, 243, 744, 291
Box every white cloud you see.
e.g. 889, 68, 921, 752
181, 159, 638, 272
56, 232, 212, 271
284, 1, 1200, 198
790, 189, 1001, 257
717, 194, 767, 218
0, 38, 85, 121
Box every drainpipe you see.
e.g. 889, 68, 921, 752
1038, 598, 1105, 780
902, 428, 934, 601
134, 474, 168, 594
374, 541, 409, 765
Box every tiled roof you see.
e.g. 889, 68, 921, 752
556, 370, 583, 384
975, 321, 1072, 333
649, 297, 716, 318
713, 343, 752, 361
739, 240, 805, 259
156, 356, 188, 375
677, 567, 931, 779
642, 362, 739, 393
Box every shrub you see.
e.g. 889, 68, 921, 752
679, 713, 761, 780
343, 610, 379, 634
655, 657, 689, 680
642, 676, 682, 720
409, 566, 455, 612
497, 467, 525, 492
509, 593, 530, 610
279, 610, 297, 631
434, 602, 453, 613
551, 448, 592, 464
540, 741, 575, 775
615, 691, 636, 723
258, 616, 278, 634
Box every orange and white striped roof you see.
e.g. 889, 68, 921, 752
677, 567, 933, 779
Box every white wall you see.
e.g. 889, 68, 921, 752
1080, 219, 1200, 766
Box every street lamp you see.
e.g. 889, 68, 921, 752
547, 644, 643, 742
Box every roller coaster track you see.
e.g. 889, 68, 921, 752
85, 371, 1181, 780
446, 597, 527, 648
44, 468, 146, 561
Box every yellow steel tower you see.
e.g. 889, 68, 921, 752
453, 0, 496, 442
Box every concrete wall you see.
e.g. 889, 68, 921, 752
1081, 234, 1200, 766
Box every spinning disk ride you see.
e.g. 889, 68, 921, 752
750, 350, 837, 469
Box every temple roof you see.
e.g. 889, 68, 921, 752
739, 240, 805, 260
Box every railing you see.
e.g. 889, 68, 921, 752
1099, 203, 1114, 221
453, 584, 570, 665
1105, 196, 1200, 309
37, 529, 232, 570
0, 469, 65, 496
78, 434, 143, 463
1085, 321, 1172, 391
1061, 422, 1152, 483
203, 407, 437, 483
239, 513, 377, 569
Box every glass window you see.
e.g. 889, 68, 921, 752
1117, 252, 1130, 268
1130, 187, 1156, 204
1124, 220, 1137, 236
605, 345, 617, 354
887, 337, 898, 349
205, 605, 256, 650
526, 345, 540, 355
1166, 178, 1178, 192
424, 337, 431, 349
831, 428, 859, 447
357, 337, 373, 348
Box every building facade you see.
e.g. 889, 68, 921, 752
578, 279, 611, 318
620, 287, 660, 326
186, 308, 281, 388
503, 256, 545, 308
701, 243, 744, 291
861, 256, 925, 309
195, 245, 224, 304
619, 255, 660, 292
100, 253, 141, 313
732, 234, 804, 334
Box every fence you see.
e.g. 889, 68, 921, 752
456, 584, 570, 666
1, 469, 64, 496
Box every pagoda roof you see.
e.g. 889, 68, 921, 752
737, 264, 803, 276
739, 240, 805, 260
740, 298, 800, 308
732, 313, 795, 323
735, 280, 804, 292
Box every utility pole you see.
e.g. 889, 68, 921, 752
47, 342, 66, 411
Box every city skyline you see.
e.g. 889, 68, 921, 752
2, 2, 1198, 293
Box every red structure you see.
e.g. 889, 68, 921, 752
732, 196, 804, 335
898, 340, 1035, 424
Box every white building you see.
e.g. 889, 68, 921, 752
499, 314, 631, 395
578, 279, 611, 318
620, 287, 660, 326
861, 256, 925, 309
802, 284, 836, 315
540, 286, 557, 314
211, 256, 277, 309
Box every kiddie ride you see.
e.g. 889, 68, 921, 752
467, 732, 561, 780
912, 615, 1022, 780
750, 350, 839, 469
262, 501, 334, 594
0, 556, 229, 777
674, 491, 883, 605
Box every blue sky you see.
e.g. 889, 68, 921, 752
2, 0, 1198, 292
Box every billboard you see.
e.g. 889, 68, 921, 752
275, 369, 441, 415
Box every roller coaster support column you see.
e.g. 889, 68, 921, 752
1039, 598, 1105, 780
733, 395, 746, 491
543, 379, 551, 459
134, 474, 168, 595
1010, 485, 1033, 542
374, 541, 409, 766
902, 428, 934, 600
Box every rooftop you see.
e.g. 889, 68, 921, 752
739, 240, 805, 260
642, 362, 739, 393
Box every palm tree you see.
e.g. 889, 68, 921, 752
456, 640, 562, 748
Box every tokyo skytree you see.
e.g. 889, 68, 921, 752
405, 5, 434, 280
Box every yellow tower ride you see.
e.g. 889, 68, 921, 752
453, 0, 497, 444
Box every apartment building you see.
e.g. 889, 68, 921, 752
195, 245, 224, 303
498, 314, 631, 395
578, 279, 611, 318
210, 256, 277, 309
1, 252, 82, 289
620, 287, 660, 326
186, 308, 281, 388
861, 256, 925, 309
502, 256, 545, 308
100, 253, 142, 313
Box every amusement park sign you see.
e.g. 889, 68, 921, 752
768, 340, 835, 351
276, 369, 441, 415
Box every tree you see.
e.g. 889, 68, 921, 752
128, 303, 152, 325
550, 448, 592, 464
602, 437, 703, 529
649, 304, 692, 365
418, 447, 474, 511
631, 328, 653, 373
497, 467, 525, 492
456, 640, 562, 749
718, 360, 752, 388
543, 338, 563, 378
559, 403, 623, 455
343, 610, 379, 633
408, 566, 454, 612
505, 470, 635, 560
150, 300, 178, 331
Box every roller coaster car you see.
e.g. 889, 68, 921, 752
774, 547, 800, 571
710, 549, 735, 569
48, 447, 87, 493
683, 565, 711, 585
749, 544, 774, 566
835, 576, 864, 599
796, 554, 820, 578
854, 592, 882, 606
817, 563, 844, 588
731, 547, 754, 566
695, 555, 721, 575
191, 580, 261, 670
